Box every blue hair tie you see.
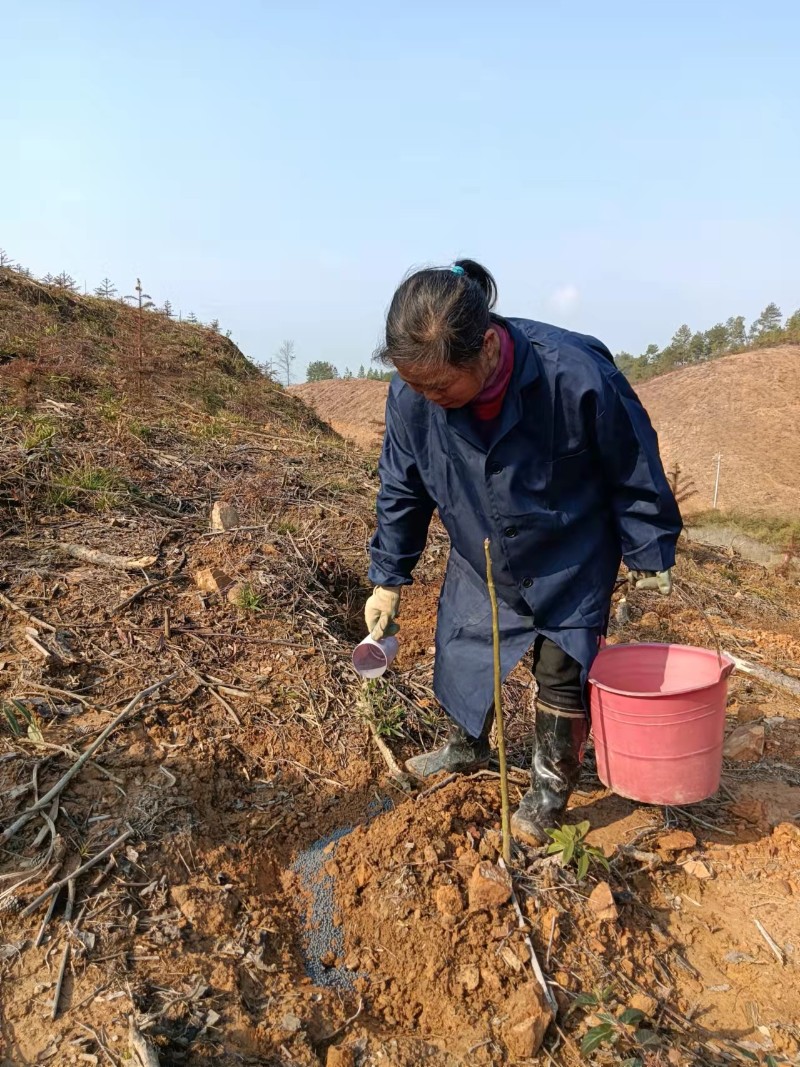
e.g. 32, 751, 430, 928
450, 265, 465, 275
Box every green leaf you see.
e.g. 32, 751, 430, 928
546, 842, 564, 855
577, 852, 590, 881
620, 1058, 643, 1067
562, 838, 576, 865
619, 1008, 645, 1026
580, 1024, 615, 1055
572, 992, 599, 1008
574, 819, 591, 839
633, 1028, 660, 1047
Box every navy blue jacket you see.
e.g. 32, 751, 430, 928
369, 318, 682, 735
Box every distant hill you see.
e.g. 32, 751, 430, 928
636, 345, 800, 516
292, 347, 800, 519
291, 379, 390, 450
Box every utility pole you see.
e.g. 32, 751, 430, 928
713, 453, 722, 509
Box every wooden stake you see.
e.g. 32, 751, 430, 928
484, 539, 511, 865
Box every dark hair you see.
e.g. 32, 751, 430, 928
376, 258, 498, 371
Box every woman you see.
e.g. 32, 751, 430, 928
365, 260, 681, 845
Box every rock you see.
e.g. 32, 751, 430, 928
737, 703, 766, 723
656, 830, 697, 857
588, 882, 618, 923
194, 567, 235, 595
458, 965, 481, 991
502, 983, 551, 1059
326, 1048, 355, 1067
728, 797, 767, 825
639, 611, 661, 629
629, 993, 658, 1017
723, 723, 765, 762
468, 861, 513, 909
435, 883, 464, 918
354, 862, 372, 889
211, 501, 240, 531
320, 951, 336, 968
683, 859, 712, 880
225, 582, 246, 605
280, 1013, 302, 1033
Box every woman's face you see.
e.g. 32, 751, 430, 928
396, 329, 499, 409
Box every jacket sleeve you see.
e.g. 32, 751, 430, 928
368, 392, 436, 587
593, 357, 683, 572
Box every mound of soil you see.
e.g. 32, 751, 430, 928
290, 380, 390, 451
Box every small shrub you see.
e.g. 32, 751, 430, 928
235, 583, 265, 612
545, 821, 610, 881
22, 417, 58, 451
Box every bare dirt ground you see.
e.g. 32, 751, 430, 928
2, 273, 800, 1066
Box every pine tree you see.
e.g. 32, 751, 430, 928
162, 300, 174, 318
186, 312, 198, 324
0, 249, 12, 267
725, 315, 747, 350
209, 319, 220, 332
358, 363, 366, 377
306, 361, 339, 382
94, 277, 117, 298
42, 273, 56, 285
749, 303, 783, 343
54, 272, 78, 291
124, 279, 155, 395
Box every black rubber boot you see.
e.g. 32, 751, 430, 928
510, 702, 588, 846
405, 712, 494, 779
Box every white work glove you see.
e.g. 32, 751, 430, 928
629, 569, 673, 596
364, 586, 402, 640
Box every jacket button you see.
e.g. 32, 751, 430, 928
522, 577, 533, 588
504, 526, 518, 538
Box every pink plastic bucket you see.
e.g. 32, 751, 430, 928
588, 643, 734, 805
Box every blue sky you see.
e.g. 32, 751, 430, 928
3, 1, 798, 377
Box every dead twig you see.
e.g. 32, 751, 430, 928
500, 857, 559, 1016
1, 674, 177, 847
0, 589, 58, 632
54, 542, 158, 572
753, 918, 785, 965
21, 827, 134, 916
52, 942, 69, 1020
129, 1018, 161, 1066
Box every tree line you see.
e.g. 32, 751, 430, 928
615, 301, 800, 383
0, 250, 224, 336
305, 361, 392, 383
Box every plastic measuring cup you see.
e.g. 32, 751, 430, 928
351, 635, 399, 679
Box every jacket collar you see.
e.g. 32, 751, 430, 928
444, 320, 541, 452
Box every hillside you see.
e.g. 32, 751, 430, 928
2, 267, 800, 1066
637, 345, 800, 516
291, 379, 390, 450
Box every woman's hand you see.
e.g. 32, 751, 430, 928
629, 569, 673, 596
365, 586, 402, 639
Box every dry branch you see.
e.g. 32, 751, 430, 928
1, 674, 178, 847
129, 1018, 161, 1067
54, 542, 158, 571
0, 590, 58, 632
21, 827, 134, 916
